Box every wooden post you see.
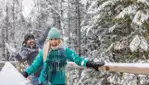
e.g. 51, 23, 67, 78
17, 62, 22, 72
66, 72, 68, 85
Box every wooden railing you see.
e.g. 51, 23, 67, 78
0, 61, 18, 64
1, 61, 149, 75
1, 61, 149, 85
67, 62, 149, 75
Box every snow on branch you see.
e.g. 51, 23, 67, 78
115, 5, 137, 19
129, 35, 148, 52
132, 10, 149, 26
87, 1, 98, 14
87, 0, 118, 15
109, 23, 118, 33
80, 0, 87, 5
137, 0, 149, 6
86, 25, 94, 35
88, 1, 97, 12
97, 0, 118, 12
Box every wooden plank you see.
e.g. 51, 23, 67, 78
100, 63, 149, 75
67, 62, 149, 75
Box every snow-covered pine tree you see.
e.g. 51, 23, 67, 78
80, 0, 149, 85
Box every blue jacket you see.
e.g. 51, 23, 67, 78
15, 45, 42, 77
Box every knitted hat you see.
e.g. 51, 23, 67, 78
22, 34, 35, 45
47, 27, 61, 40
24, 34, 35, 41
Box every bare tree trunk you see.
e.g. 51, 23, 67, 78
1, 27, 5, 60
5, 5, 9, 60
49, 0, 63, 30
52, 10, 57, 28
59, 0, 62, 30
12, 0, 16, 48
76, 0, 81, 79
67, 0, 71, 46
37, 0, 40, 29
50, 0, 58, 29
58, 16, 61, 30
59, 0, 64, 37
76, 0, 81, 56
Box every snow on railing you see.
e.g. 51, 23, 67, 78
0, 62, 32, 85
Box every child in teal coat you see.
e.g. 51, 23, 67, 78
22, 27, 105, 85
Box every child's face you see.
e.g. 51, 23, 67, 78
49, 38, 61, 48
26, 39, 35, 48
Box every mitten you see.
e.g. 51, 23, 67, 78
86, 60, 105, 71
21, 71, 28, 78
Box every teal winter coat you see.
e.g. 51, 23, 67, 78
25, 47, 88, 85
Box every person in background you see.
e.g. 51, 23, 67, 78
15, 34, 42, 85
22, 27, 105, 85
15, 27, 51, 85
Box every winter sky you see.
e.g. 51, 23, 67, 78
22, 0, 34, 19
22, 0, 87, 18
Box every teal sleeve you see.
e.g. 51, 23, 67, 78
25, 50, 43, 75
65, 48, 88, 67
39, 62, 48, 83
